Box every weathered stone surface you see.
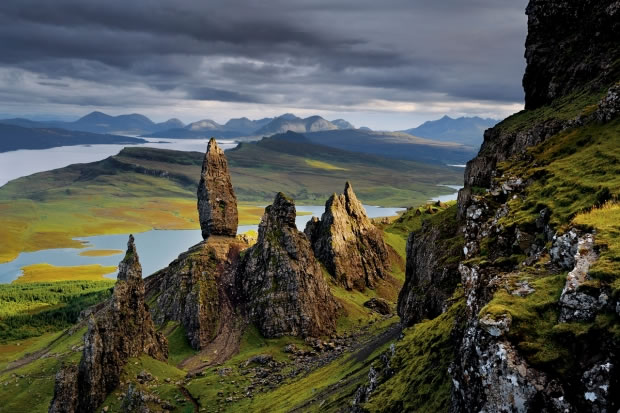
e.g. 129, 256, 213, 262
305, 182, 389, 291
558, 233, 602, 322
550, 229, 579, 270
523, 0, 620, 109
596, 83, 620, 122
397, 213, 462, 327
145, 236, 247, 352
363, 298, 392, 315
197, 138, 238, 238
49, 235, 168, 413
237, 192, 339, 338
48, 365, 79, 413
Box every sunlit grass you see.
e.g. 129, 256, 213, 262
14, 263, 117, 283
78, 249, 123, 257
304, 159, 348, 171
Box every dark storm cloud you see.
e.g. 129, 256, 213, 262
0, 0, 529, 119
188, 87, 261, 103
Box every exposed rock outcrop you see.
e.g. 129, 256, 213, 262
145, 236, 247, 352
236, 192, 339, 338
397, 214, 462, 327
523, 0, 620, 109
305, 182, 389, 291
49, 236, 168, 413
197, 138, 238, 239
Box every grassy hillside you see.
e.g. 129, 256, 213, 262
303, 129, 476, 164
0, 135, 461, 263
357, 87, 620, 412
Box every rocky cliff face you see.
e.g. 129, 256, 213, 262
373, 1, 620, 412
397, 207, 462, 327
49, 236, 168, 413
236, 192, 339, 338
197, 138, 238, 238
145, 236, 247, 351
305, 182, 389, 291
523, 0, 620, 109
446, 1, 620, 410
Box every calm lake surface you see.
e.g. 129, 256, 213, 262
0, 205, 405, 283
0, 138, 237, 187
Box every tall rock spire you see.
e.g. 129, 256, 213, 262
49, 235, 168, 413
197, 138, 238, 239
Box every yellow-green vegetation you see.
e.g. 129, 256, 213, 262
14, 263, 117, 283
0, 280, 113, 342
181, 320, 397, 413
573, 202, 620, 298
498, 118, 620, 230
0, 331, 62, 371
78, 249, 123, 257
229, 138, 461, 207
364, 292, 465, 412
474, 90, 620, 378
386, 201, 457, 239
0, 327, 86, 412
99, 355, 188, 413
164, 323, 198, 366
304, 159, 348, 170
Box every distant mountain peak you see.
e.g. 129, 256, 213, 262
402, 115, 498, 148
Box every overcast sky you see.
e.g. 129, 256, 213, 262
0, 0, 528, 130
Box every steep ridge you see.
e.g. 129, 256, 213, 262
305, 182, 390, 291
396, 203, 463, 326
236, 192, 340, 337
355, 1, 620, 411
49, 236, 168, 413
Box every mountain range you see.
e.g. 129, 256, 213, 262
401, 115, 497, 147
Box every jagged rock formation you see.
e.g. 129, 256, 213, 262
145, 236, 247, 352
236, 192, 339, 338
49, 236, 168, 413
397, 212, 462, 326
305, 182, 389, 291
197, 138, 238, 239
523, 0, 620, 109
